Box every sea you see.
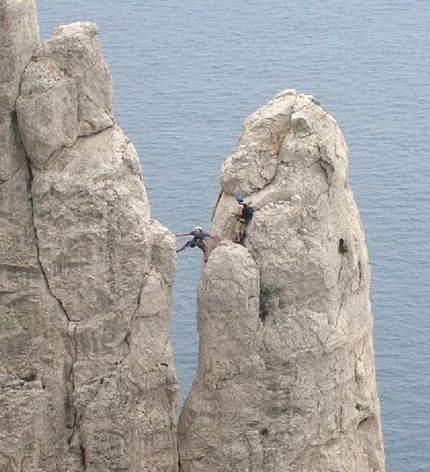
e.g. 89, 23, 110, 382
35, 1, 430, 470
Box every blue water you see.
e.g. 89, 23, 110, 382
36, 1, 430, 470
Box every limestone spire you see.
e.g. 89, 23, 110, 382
0, 1, 179, 469
178, 90, 385, 472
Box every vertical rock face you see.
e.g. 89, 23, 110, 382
0, 0, 39, 116
2, 1, 385, 470
178, 90, 385, 471
0, 2, 178, 470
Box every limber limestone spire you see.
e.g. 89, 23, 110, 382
0, 1, 178, 470
178, 90, 385, 471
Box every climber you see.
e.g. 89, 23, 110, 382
232, 195, 254, 244
176, 226, 215, 262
